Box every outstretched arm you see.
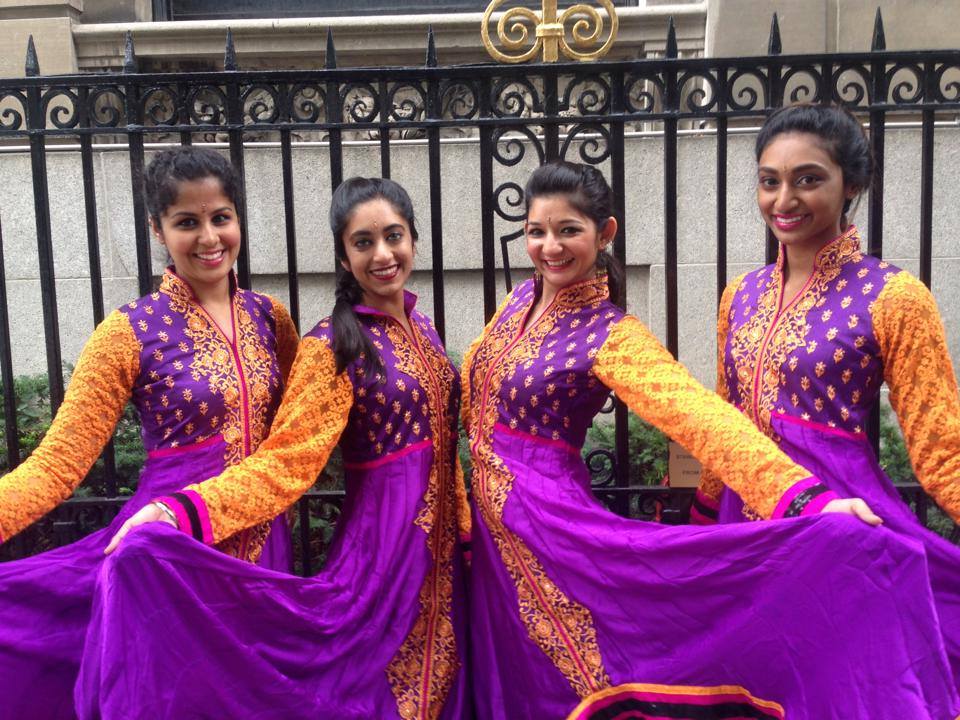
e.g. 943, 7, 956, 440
106, 336, 354, 552
0, 311, 138, 541
593, 315, 878, 524
875, 272, 960, 524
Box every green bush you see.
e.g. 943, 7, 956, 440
878, 402, 913, 483
583, 411, 668, 486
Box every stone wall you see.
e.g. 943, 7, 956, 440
1, 127, 958, 387
706, 0, 960, 56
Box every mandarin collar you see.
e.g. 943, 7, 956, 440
774, 225, 862, 277
550, 273, 610, 309
160, 266, 239, 303
354, 289, 418, 319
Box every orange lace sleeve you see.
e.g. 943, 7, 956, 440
693, 276, 744, 524
874, 272, 960, 523
594, 315, 830, 520
156, 335, 354, 545
266, 295, 299, 384
0, 310, 139, 542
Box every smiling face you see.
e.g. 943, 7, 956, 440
525, 195, 616, 298
152, 176, 241, 298
339, 197, 415, 312
757, 131, 858, 253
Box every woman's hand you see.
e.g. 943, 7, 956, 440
822, 498, 883, 526
104, 503, 177, 555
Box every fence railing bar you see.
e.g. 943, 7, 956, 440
280, 128, 301, 333
119, 33, 153, 297
378, 77, 392, 179
0, 216, 20, 469
479, 72, 496, 321
27, 79, 65, 413
2, 105, 959, 143
919, 105, 935, 288
609, 69, 630, 507
297, 495, 313, 577
226, 80, 251, 289
78, 86, 119, 496
866, 40, 887, 455
663, 19, 679, 359
3, 117, 956, 155
325, 29, 343, 240
715, 113, 728, 306
425, 27, 446, 344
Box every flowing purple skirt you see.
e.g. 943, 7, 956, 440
471, 430, 959, 719
74, 445, 468, 720
718, 413, 960, 691
0, 439, 292, 720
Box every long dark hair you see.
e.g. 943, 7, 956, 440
755, 103, 874, 225
329, 177, 419, 374
144, 146, 242, 226
523, 160, 625, 307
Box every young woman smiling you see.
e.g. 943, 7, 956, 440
694, 103, 960, 690
462, 159, 958, 719
0, 146, 298, 720
77, 177, 470, 720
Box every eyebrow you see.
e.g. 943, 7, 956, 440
350, 223, 405, 237
169, 206, 232, 218
758, 163, 829, 174
527, 217, 585, 225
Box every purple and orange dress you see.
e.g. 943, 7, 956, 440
75, 291, 470, 720
0, 268, 298, 720
463, 273, 958, 720
695, 225, 960, 687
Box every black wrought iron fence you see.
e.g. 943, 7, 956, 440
1, 10, 958, 570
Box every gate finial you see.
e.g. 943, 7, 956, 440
123, 31, 137, 73
25, 35, 39, 77
325, 27, 337, 69
871, 8, 886, 51
224, 28, 237, 71
768, 13, 782, 55
426, 25, 438, 67
665, 16, 677, 59
481, 0, 618, 63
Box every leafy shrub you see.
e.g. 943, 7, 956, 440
583, 410, 668, 486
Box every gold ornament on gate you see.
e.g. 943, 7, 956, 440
481, 0, 619, 64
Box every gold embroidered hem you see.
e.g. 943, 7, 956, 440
384, 318, 461, 720
466, 276, 613, 698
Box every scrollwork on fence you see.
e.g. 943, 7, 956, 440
480, 0, 618, 64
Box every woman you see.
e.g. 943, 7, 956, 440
0, 146, 298, 720
76, 177, 470, 720
463, 159, 958, 719
694, 103, 960, 686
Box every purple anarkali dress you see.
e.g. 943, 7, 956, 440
695, 226, 960, 688
74, 291, 470, 720
464, 274, 958, 719
0, 269, 298, 720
